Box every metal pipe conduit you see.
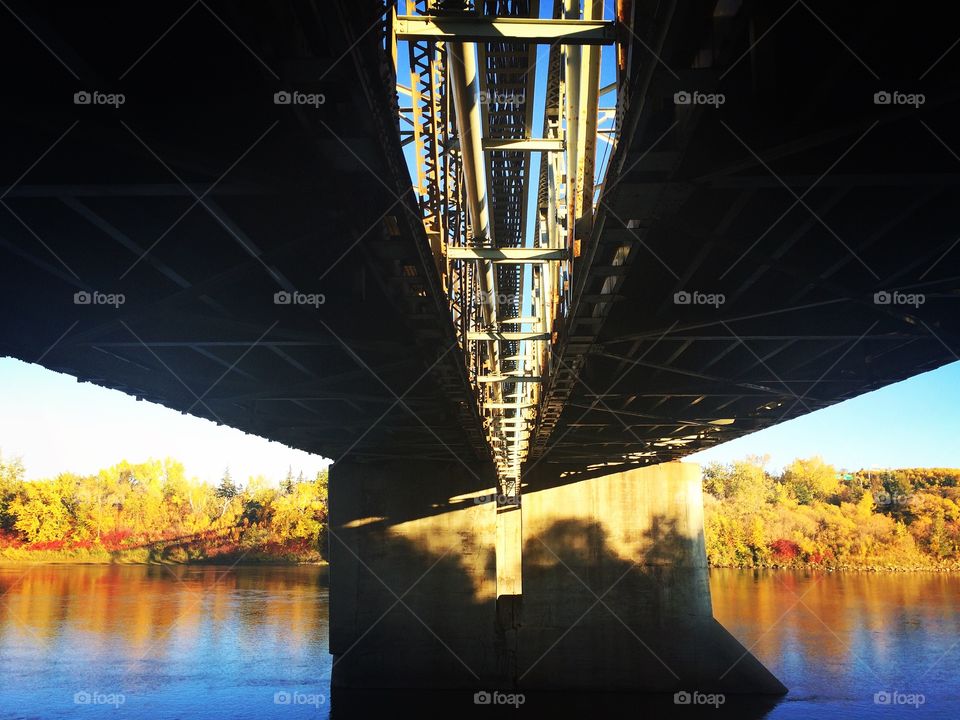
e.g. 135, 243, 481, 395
448, 40, 504, 404
563, 0, 582, 250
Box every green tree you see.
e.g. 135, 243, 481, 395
703, 457, 771, 512
0, 453, 25, 532
215, 468, 238, 518
281, 466, 296, 495
780, 456, 839, 504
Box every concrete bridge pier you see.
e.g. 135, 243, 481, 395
329, 459, 785, 694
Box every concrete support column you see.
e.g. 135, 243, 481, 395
328, 458, 501, 688
494, 500, 522, 684
517, 461, 786, 693
328, 458, 784, 694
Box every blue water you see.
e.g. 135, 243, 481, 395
0, 565, 957, 718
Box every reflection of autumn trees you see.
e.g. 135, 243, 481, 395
704, 457, 960, 569
711, 569, 960, 676
0, 455, 328, 562
0, 565, 326, 658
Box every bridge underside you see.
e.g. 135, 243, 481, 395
1, 0, 958, 699
329, 458, 785, 694
1, 1, 956, 469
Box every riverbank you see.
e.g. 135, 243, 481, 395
708, 561, 960, 572
0, 533, 325, 565
0, 552, 328, 566
1, 548, 952, 572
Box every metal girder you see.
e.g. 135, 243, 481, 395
478, 375, 542, 383
468, 330, 550, 341
394, 1, 620, 491
482, 138, 565, 152
406, 26, 447, 262
395, 16, 616, 45
447, 247, 568, 262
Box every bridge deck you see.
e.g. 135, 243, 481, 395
0, 0, 957, 473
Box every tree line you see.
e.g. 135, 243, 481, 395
3, 450, 958, 569
0, 454, 328, 563
703, 457, 960, 569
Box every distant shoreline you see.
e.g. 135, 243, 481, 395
709, 564, 960, 573
1, 557, 953, 572
0, 557, 328, 567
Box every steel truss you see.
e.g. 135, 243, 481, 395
394, 0, 616, 498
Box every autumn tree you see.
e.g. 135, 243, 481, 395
0, 453, 25, 532
780, 456, 839, 504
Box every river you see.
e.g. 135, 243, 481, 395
0, 565, 956, 718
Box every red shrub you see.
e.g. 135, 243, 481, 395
0, 531, 24, 548
100, 529, 133, 550
806, 549, 834, 565
769, 539, 801, 562
28, 539, 66, 551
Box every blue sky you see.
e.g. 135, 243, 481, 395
1, 356, 958, 482
0, 357, 329, 485
687, 361, 960, 472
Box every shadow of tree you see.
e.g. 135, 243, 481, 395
519, 515, 785, 702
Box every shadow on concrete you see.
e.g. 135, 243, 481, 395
519, 516, 786, 696
330, 458, 785, 702
329, 522, 499, 688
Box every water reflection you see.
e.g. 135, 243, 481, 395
0, 566, 957, 718
711, 569, 960, 719
0, 565, 330, 720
